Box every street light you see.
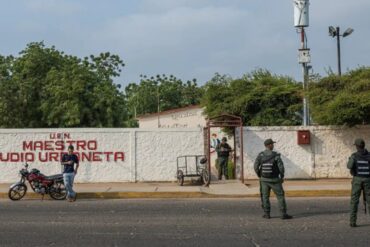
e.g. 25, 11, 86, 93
328, 26, 354, 76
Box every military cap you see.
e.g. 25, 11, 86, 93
264, 139, 276, 146
354, 138, 365, 147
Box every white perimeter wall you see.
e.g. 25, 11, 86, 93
0, 126, 369, 183
243, 126, 370, 179
0, 128, 203, 183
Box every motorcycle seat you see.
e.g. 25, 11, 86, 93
45, 174, 63, 180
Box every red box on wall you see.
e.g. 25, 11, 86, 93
297, 130, 310, 145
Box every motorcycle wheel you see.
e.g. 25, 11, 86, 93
49, 181, 67, 200
8, 184, 27, 201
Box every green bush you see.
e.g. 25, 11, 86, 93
308, 67, 370, 126
202, 70, 302, 126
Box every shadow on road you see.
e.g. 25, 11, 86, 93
357, 223, 370, 228
292, 210, 350, 219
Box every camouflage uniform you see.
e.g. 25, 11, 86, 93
254, 139, 291, 219
347, 139, 370, 227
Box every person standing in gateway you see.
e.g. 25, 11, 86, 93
216, 137, 232, 180
61, 145, 79, 202
254, 139, 292, 220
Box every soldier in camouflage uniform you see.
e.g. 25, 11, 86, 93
254, 139, 292, 219
347, 138, 370, 227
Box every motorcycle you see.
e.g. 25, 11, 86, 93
8, 163, 67, 201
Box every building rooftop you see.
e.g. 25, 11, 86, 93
137, 105, 202, 119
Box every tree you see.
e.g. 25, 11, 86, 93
202, 70, 302, 126
308, 67, 370, 126
0, 42, 127, 128
0, 55, 19, 127
124, 74, 203, 124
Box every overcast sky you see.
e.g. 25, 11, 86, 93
0, 0, 369, 86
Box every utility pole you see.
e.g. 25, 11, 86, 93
294, 0, 311, 126
300, 28, 309, 126
157, 84, 160, 128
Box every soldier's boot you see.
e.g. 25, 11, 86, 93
262, 212, 270, 219
281, 212, 293, 220
281, 214, 293, 220
350, 222, 357, 227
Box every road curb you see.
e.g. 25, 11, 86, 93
0, 190, 351, 200
285, 190, 350, 197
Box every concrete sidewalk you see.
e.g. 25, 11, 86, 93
0, 179, 353, 199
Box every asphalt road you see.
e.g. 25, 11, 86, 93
0, 197, 369, 247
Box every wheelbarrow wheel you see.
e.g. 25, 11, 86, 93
202, 169, 210, 185
177, 170, 184, 186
